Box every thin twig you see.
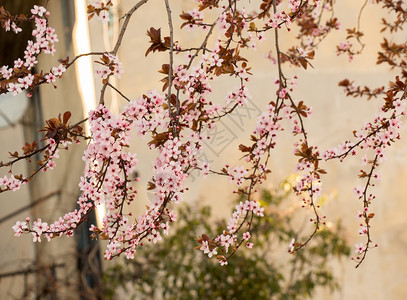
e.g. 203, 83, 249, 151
65, 52, 106, 69
107, 82, 131, 102
99, 0, 150, 105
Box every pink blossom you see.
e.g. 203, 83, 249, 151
288, 238, 295, 253
31, 5, 46, 17
8, 83, 23, 95
355, 243, 365, 254
353, 186, 364, 198
12, 221, 28, 237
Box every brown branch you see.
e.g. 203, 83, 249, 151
0, 263, 65, 279
164, 0, 177, 135
99, 0, 150, 105
107, 82, 131, 102
65, 52, 106, 69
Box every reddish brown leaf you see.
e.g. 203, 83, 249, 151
239, 144, 251, 152
63, 111, 71, 125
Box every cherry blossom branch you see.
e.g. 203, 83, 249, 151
354, 153, 379, 268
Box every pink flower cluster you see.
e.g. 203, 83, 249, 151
0, 6, 63, 95
336, 41, 353, 61
206, 200, 264, 264
225, 86, 251, 107
92, 1, 110, 23
228, 166, 248, 186
0, 174, 23, 192
200, 240, 218, 258
217, 12, 231, 35
287, 0, 303, 12
95, 53, 124, 80
13, 105, 140, 247
183, 9, 205, 31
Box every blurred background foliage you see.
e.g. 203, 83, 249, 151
103, 179, 350, 300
